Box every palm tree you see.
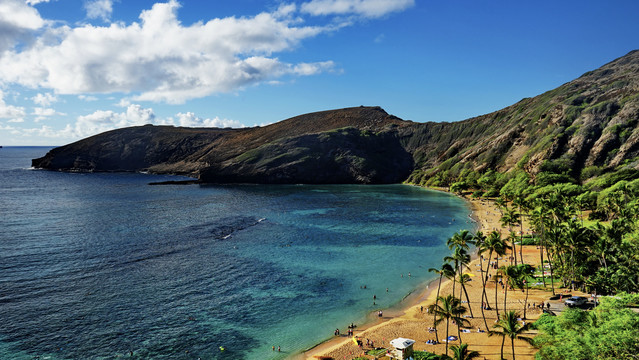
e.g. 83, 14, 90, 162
446, 231, 475, 312
512, 195, 527, 265
511, 264, 534, 319
500, 207, 520, 265
458, 272, 474, 319
446, 247, 474, 319
447, 230, 475, 251
478, 231, 508, 320
428, 295, 470, 357
488, 311, 533, 360
428, 262, 455, 343
474, 231, 490, 330
530, 205, 550, 290
484, 232, 511, 320
498, 265, 519, 314
450, 342, 481, 360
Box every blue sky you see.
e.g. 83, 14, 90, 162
0, 0, 638, 146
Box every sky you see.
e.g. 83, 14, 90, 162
0, 0, 638, 146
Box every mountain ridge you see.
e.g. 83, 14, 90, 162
33, 50, 639, 184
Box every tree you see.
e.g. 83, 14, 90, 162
450, 343, 480, 360
498, 265, 519, 315
446, 230, 475, 317
512, 195, 527, 265
500, 207, 520, 265
428, 295, 470, 357
446, 247, 474, 319
534, 295, 639, 360
511, 264, 535, 319
483, 232, 511, 320
489, 311, 532, 360
428, 262, 455, 343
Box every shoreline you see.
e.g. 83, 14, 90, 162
299, 189, 488, 360
296, 276, 443, 360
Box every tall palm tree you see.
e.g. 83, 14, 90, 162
428, 295, 469, 357
513, 195, 530, 265
474, 231, 490, 330
447, 230, 475, 251
484, 232, 511, 320
446, 231, 475, 310
450, 343, 481, 360
500, 207, 520, 265
447, 247, 474, 319
511, 264, 534, 319
499, 265, 519, 314
458, 272, 474, 319
428, 262, 455, 343
530, 205, 550, 290
488, 311, 533, 360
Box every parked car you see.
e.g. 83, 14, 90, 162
565, 296, 588, 307
549, 293, 572, 300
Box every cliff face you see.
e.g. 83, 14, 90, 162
33, 106, 414, 184
405, 50, 639, 183
33, 50, 639, 184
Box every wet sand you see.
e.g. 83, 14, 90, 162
301, 195, 564, 360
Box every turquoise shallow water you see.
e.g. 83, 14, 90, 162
0, 147, 474, 360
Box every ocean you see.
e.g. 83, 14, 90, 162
0, 147, 473, 360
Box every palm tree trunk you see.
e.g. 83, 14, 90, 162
540, 229, 546, 290
511, 337, 516, 360
523, 282, 529, 320
494, 258, 500, 319
519, 204, 524, 265
545, 244, 555, 295
445, 316, 450, 357
503, 279, 509, 314
433, 274, 442, 343
480, 251, 492, 330
461, 280, 474, 318
501, 334, 505, 360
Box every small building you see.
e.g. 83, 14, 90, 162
389, 337, 415, 360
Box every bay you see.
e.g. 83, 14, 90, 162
0, 147, 473, 359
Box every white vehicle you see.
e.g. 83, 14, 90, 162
565, 296, 588, 307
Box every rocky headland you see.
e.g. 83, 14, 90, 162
33, 50, 639, 184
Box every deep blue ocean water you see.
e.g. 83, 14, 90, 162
0, 147, 473, 360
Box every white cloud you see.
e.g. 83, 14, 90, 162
85, 0, 113, 21
301, 0, 414, 18
0, 0, 45, 51
173, 112, 244, 128
0, 90, 26, 121
26, 0, 53, 5
0, 0, 334, 104
78, 94, 98, 101
32, 92, 57, 106
73, 103, 155, 137
33, 107, 60, 116
4, 103, 246, 143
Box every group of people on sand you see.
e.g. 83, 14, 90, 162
334, 323, 357, 336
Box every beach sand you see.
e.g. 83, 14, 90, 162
301, 196, 569, 360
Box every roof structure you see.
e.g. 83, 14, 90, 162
390, 338, 416, 349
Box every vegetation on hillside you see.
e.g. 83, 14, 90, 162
533, 293, 639, 360
421, 157, 639, 359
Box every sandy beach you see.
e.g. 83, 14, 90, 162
301, 195, 570, 360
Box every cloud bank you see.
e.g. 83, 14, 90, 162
0, 1, 336, 104
0, 0, 413, 105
